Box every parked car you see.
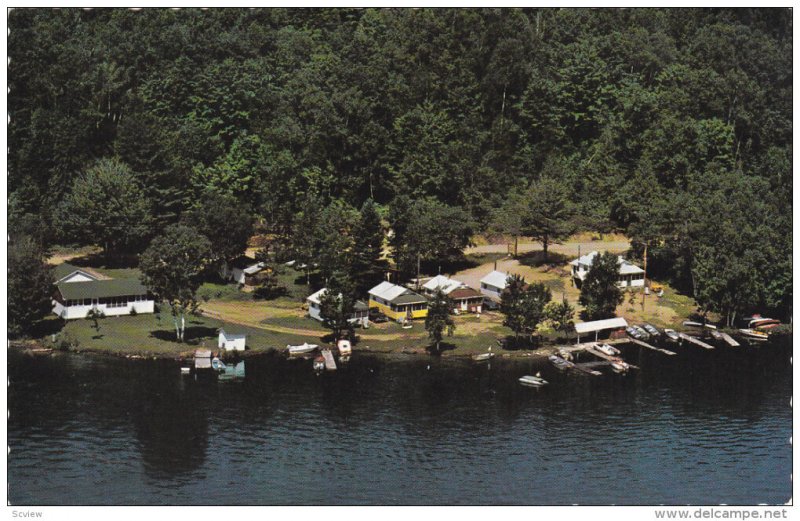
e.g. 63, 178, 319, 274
368, 308, 388, 323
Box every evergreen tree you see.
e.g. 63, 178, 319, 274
424, 288, 455, 353
318, 274, 357, 340
350, 199, 384, 291
520, 171, 576, 263
8, 237, 54, 337
579, 252, 625, 320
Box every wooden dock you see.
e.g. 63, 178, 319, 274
718, 332, 740, 347
677, 332, 715, 350
572, 362, 603, 376
627, 338, 677, 356
585, 345, 640, 369
321, 349, 337, 370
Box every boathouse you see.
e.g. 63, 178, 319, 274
574, 317, 629, 343
306, 288, 369, 326
367, 281, 428, 322
569, 251, 645, 288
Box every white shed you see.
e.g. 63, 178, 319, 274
218, 329, 246, 352
480, 270, 510, 302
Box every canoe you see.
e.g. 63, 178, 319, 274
596, 343, 620, 356
473, 352, 495, 362
519, 375, 548, 387
287, 342, 319, 354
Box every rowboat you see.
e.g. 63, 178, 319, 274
663, 329, 680, 342
519, 375, 548, 387
287, 342, 318, 355
596, 343, 620, 356
473, 352, 495, 362
642, 324, 660, 337
548, 354, 574, 371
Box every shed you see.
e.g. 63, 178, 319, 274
218, 329, 246, 352
570, 251, 644, 288
574, 317, 629, 342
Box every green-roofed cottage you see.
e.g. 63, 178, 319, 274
52, 264, 154, 320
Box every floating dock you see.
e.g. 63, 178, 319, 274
321, 349, 337, 370
677, 332, 715, 350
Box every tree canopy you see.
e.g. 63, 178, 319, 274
578, 252, 625, 320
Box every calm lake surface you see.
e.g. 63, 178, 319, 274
8, 337, 792, 505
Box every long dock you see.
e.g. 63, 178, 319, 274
677, 332, 715, 350
321, 349, 337, 370
572, 362, 603, 376
627, 337, 677, 356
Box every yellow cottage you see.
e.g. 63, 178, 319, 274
368, 281, 428, 322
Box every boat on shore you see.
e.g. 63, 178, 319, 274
548, 354, 574, 371
626, 326, 646, 340
287, 342, 318, 355
682, 320, 705, 328
473, 352, 495, 362
632, 325, 650, 339
519, 375, 548, 387
596, 343, 620, 356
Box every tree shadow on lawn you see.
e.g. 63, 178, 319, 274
149, 326, 218, 345
516, 250, 570, 269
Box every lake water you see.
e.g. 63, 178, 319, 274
8, 337, 792, 505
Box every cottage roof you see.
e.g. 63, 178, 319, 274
480, 270, 509, 289
242, 262, 266, 275
308, 288, 370, 311
368, 281, 427, 304
219, 329, 246, 341
53, 263, 99, 283
57, 278, 149, 300
447, 287, 483, 300
422, 275, 464, 294
569, 251, 644, 275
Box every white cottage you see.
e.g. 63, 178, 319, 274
570, 251, 645, 288
480, 270, 509, 300
218, 329, 246, 351
306, 288, 370, 327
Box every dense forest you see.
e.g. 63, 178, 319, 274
8, 8, 792, 325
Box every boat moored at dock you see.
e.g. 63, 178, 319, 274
519, 375, 548, 387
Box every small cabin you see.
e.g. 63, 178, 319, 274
368, 281, 428, 322
218, 329, 246, 352
306, 288, 369, 327
570, 251, 644, 288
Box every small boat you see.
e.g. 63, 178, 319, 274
642, 324, 660, 337
610, 358, 630, 373
626, 327, 645, 340
337, 339, 352, 356
548, 354, 574, 371
519, 375, 548, 387
738, 329, 769, 341
682, 320, 705, 328
473, 352, 495, 362
632, 325, 650, 339
313, 355, 325, 371
663, 329, 680, 342
180, 366, 191, 375
596, 343, 620, 356
287, 342, 318, 355
211, 357, 227, 371
750, 318, 781, 330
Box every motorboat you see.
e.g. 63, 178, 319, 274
738, 329, 769, 341
626, 326, 646, 340
287, 342, 319, 355
211, 357, 227, 371
473, 352, 495, 362
519, 375, 548, 387
632, 325, 650, 339
596, 343, 620, 356
548, 354, 574, 371
610, 358, 630, 374
337, 339, 352, 356
663, 329, 680, 342
313, 355, 325, 371
642, 324, 660, 337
